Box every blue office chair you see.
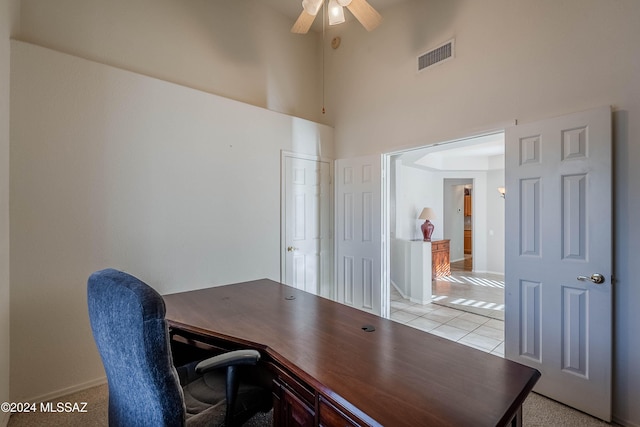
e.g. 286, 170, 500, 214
87, 268, 272, 426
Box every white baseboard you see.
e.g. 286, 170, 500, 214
390, 281, 409, 300
469, 269, 505, 277
409, 297, 431, 305
22, 376, 106, 404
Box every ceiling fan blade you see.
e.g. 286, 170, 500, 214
346, 0, 382, 31
291, 10, 316, 34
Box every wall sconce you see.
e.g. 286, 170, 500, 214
497, 187, 506, 198
418, 207, 436, 241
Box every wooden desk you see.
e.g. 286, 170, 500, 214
164, 279, 539, 427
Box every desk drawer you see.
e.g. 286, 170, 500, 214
273, 379, 315, 427
431, 240, 448, 251
268, 362, 315, 406
319, 398, 360, 427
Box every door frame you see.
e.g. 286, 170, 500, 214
382, 129, 509, 318
280, 151, 334, 296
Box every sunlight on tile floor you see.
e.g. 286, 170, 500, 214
390, 287, 505, 356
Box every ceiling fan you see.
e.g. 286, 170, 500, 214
291, 0, 382, 34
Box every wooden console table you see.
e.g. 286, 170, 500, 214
164, 279, 539, 426
432, 239, 451, 279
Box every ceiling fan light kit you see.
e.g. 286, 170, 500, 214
328, 0, 346, 26
291, 0, 382, 34
302, 0, 322, 16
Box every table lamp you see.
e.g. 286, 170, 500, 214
418, 207, 436, 241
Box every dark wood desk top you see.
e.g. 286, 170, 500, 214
164, 279, 540, 427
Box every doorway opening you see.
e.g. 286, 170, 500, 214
443, 179, 473, 272
384, 131, 505, 352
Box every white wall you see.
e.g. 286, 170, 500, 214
390, 238, 409, 296
9, 41, 334, 402
17, 0, 325, 125
392, 167, 505, 295
486, 166, 505, 274
394, 163, 439, 241
325, 0, 640, 424
390, 161, 437, 296
393, 164, 503, 273
0, 0, 19, 425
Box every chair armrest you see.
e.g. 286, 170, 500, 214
195, 349, 261, 374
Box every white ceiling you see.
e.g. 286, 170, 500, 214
398, 133, 506, 172
262, 0, 408, 32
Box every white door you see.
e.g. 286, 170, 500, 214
335, 155, 383, 315
505, 106, 612, 420
282, 153, 332, 297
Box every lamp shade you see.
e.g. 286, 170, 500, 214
418, 207, 436, 220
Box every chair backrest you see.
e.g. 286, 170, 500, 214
88, 268, 185, 426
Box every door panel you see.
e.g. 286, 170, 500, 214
505, 106, 612, 420
336, 155, 382, 315
282, 153, 332, 298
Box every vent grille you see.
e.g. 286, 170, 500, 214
418, 39, 454, 71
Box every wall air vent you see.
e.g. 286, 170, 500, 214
418, 39, 455, 72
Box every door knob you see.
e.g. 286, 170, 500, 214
287, 246, 298, 252
577, 273, 605, 284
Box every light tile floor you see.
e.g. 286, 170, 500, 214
390, 286, 505, 357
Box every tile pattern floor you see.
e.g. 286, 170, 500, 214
390, 286, 505, 356
431, 270, 505, 320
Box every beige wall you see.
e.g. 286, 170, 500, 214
326, 0, 639, 157
325, 1, 640, 425
9, 0, 332, 403
17, 0, 325, 125
1, 0, 19, 425
10, 41, 333, 401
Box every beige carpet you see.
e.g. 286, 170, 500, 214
7, 384, 108, 427
523, 392, 619, 426
7, 383, 617, 426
